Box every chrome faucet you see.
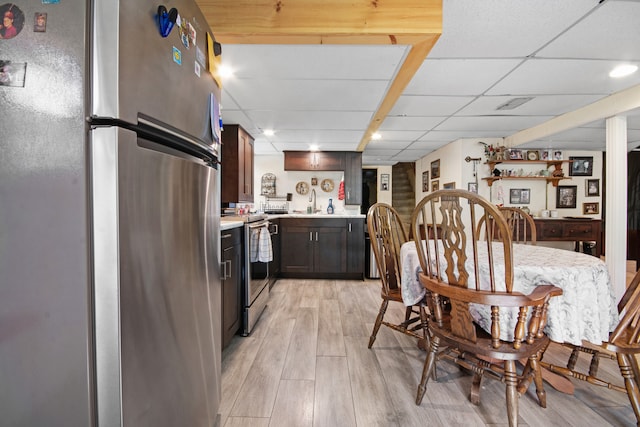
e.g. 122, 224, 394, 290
309, 188, 316, 213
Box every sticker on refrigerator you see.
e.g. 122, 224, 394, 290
41, 0, 59, 4
195, 46, 205, 67
194, 61, 200, 77
0, 60, 27, 87
0, 4, 25, 39
172, 46, 181, 65
34, 12, 47, 32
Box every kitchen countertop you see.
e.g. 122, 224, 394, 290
220, 220, 244, 230
266, 213, 366, 219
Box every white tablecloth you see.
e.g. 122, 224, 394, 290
400, 241, 618, 346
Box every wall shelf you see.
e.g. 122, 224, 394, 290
483, 159, 573, 187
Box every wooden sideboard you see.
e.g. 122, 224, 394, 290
533, 218, 602, 257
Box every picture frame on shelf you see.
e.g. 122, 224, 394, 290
553, 150, 563, 160
431, 159, 440, 179
583, 202, 599, 215
569, 156, 594, 176
526, 150, 540, 161
556, 185, 577, 208
509, 149, 523, 160
422, 171, 429, 192
586, 179, 600, 196
509, 188, 530, 204
540, 150, 550, 161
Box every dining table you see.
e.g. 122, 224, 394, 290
400, 240, 619, 346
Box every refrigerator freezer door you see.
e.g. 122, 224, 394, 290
92, 126, 221, 426
93, 0, 220, 148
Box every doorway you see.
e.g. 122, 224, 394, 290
361, 168, 378, 215
628, 151, 640, 266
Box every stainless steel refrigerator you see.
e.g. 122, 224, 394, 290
1, 1, 222, 426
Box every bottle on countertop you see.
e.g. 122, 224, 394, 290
327, 198, 334, 214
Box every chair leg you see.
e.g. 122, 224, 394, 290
529, 353, 546, 408
505, 359, 519, 427
618, 353, 640, 426
416, 336, 440, 405
368, 299, 389, 348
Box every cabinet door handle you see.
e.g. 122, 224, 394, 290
310, 231, 313, 241
225, 260, 232, 279
315, 231, 318, 241
348, 223, 352, 232
347, 190, 350, 199
221, 233, 232, 239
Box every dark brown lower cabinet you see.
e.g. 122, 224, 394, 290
221, 227, 242, 350
280, 217, 364, 279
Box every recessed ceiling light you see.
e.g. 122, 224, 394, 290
309, 144, 319, 151
609, 64, 638, 78
263, 129, 274, 136
218, 64, 234, 79
371, 132, 382, 140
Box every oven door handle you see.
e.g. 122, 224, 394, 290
248, 221, 269, 229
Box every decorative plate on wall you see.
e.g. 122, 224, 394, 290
321, 178, 334, 192
295, 181, 309, 195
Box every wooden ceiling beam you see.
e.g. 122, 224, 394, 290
196, 0, 442, 45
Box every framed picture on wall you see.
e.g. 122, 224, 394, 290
556, 185, 577, 208
431, 159, 440, 179
468, 182, 478, 194
443, 182, 455, 189
586, 179, 600, 196
583, 202, 599, 215
509, 188, 530, 204
569, 156, 594, 176
380, 173, 390, 191
422, 171, 429, 192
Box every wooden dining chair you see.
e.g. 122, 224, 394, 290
411, 189, 562, 427
477, 206, 537, 245
367, 203, 429, 349
540, 268, 640, 425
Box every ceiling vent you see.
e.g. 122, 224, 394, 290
496, 97, 534, 111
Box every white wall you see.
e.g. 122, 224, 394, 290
414, 140, 604, 250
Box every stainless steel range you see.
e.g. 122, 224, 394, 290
223, 214, 270, 335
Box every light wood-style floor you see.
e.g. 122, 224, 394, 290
220, 278, 637, 427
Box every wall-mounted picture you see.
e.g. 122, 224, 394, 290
583, 202, 599, 215
422, 171, 429, 192
556, 185, 577, 208
311, 177, 318, 186
509, 149, 523, 160
443, 182, 455, 189
569, 156, 594, 176
586, 179, 600, 196
431, 180, 439, 202
467, 182, 478, 194
431, 159, 440, 179
380, 173, 390, 191
509, 188, 531, 204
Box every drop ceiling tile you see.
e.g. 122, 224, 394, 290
434, 116, 553, 132
224, 78, 388, 111
392, 150, 434, 161
487, 59, 640, 96
428, 0, 597, 58
363, 149, 404, 157
366, 139, 414, 150
458, 94, 604, 116
221, 44, 408, 80
538, 1, 640, 60
246, 111, 372, 131
417, 130, 505, 142
405, 140, 451, 150
380, 116, 443, 131
389, 95, 475, 116
405, 59, 522, 96
372, 130, 425, 141
535, 126, 606, 143
265, 129, 364, 144
272, 142, 359, 151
